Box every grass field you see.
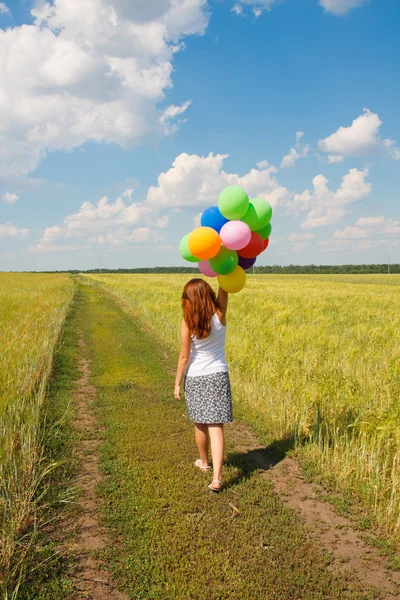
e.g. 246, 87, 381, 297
0, 273, 75, 597
87, 273, 400, 545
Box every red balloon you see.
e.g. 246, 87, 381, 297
237, 232, 264, 258
263, 237, 269, 251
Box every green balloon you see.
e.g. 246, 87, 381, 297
179, 233, 201, 263
241, 198, 273, 231
255, 222, 272, 240
218, 186, 249, 221
209, 246, 238, 275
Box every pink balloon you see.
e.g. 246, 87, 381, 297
198, 260, 218, 277
220, 221, 251, 251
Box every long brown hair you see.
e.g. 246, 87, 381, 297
182, 278, 221, 339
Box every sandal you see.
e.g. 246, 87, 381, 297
194, 459, 211, 471
208, 479, 222, 493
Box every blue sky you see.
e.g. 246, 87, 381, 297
0, 0, 399, 271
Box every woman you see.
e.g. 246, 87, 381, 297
174, 278, 232, 493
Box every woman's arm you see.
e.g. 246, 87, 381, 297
174, 320, 192, 400
217, 286, 228, 325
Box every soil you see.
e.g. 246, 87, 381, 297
66, 331, 129, 600
226, 421, 400, 599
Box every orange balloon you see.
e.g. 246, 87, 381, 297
188, 227, 221, 260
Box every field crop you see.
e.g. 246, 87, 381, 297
87, 273, 400, 545
0, 273, 74, 597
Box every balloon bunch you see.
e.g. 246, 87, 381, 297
179, 186, 273, 293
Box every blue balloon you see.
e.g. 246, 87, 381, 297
201, 206, 229, 233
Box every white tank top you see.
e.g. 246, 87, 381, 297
186, 312, 228, 377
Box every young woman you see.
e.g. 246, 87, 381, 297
174, 278, 232, 493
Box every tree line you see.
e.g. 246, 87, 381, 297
40, 264, 399, 275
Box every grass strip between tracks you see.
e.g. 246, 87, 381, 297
73, 278, 376, 600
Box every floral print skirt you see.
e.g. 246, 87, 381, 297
184, 371, 233, 424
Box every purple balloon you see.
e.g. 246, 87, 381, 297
238, 256, 256, 270
198, 260, 218, 277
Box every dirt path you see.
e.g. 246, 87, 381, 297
66, 330, 129, 600
227, 421, 400, 598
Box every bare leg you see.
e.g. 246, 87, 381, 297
195, 423, 209, 467
208, 424, 224, 489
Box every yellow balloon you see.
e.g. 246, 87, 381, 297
218, 266, 246, 294
188, 227, 221, 260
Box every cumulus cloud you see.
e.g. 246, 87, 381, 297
288, 232, 315, 242
0, 3, 10, 15
288, 231, 315, 252
280, 131, 310, 169
289, 168, 371, 228
159, 100, 192, 134
318, 0, 367, 15
29, 192, 165, 253
333, 216, 400, 240
230, 0, 280, 18
318, 109, 400, 160
319, 215, 400, 253
0, 223, 29, 238
146, 152, 291, 209
232, 0, 365, 17
327, 154, 344, 164
0, 0, 208, 182
1, 192, 18, 204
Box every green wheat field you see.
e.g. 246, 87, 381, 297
1, 271, 399, 597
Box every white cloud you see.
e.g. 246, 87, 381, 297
318, 0, 367, 15
0, 3, 10, 15
289, 168, 371, 228
0, 0, 209, 182
318, 109, 400, 160
29, 192, 164, 253
280, 131, 310, 169
193, 213, 202, 227
146, 152, 291, 209
156, 215, 170, 228
333, 216, 400, 240
0, 223, 29, 238
159, 100, 192, 134
231, 0, 280, 18
231, 3, 244, 15
1, 192, 18, 204
319, 215, 400, 253
327, 154, 344, 164
232, 0, 365, 18
288, 233, 315, 242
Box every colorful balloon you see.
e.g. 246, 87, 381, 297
218, 186, 249, 220
218, 266, 246, 294
179, 233, 201, 263
220, 221, 251, 251
209, 246, 238, 275
238, 256, 256, 270
241, 198, 273, 231
255, 222, 272, 240
263, 238, 269, 251
237, 232, 264, 258
198, 261, 218, 277
200, 206, 229, 233
188, 227, 221, 260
